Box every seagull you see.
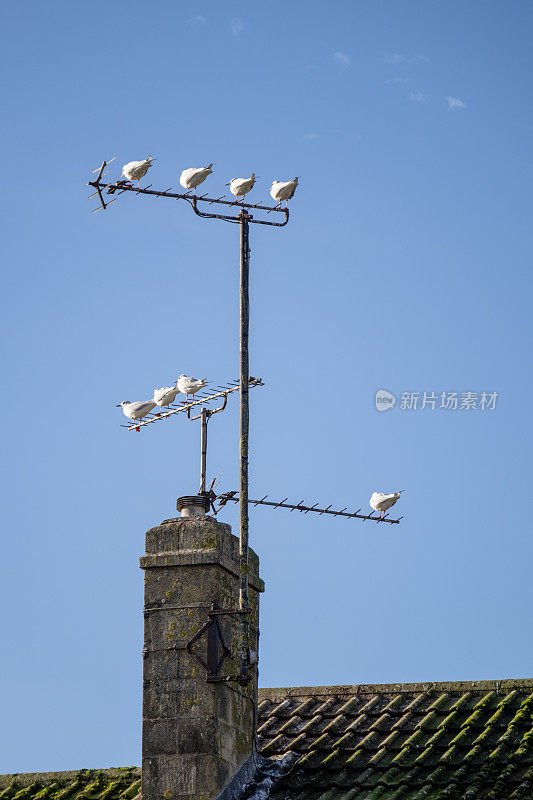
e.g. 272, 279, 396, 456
153, 382, 180, 412
369, 491, 404, 518
116, 400, 157, 420
270, 177, 299, 209
180, 164, 213, 194
121, 157, 154, 189
226, 174, 256, 203
177, 374, 208, 403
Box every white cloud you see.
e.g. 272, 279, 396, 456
385, 53, 407, 65
231, 18, 244, 36
190, 14, 207, 25
409, 90, 426, 103
332, 51, 351, 70
302, 132, 319, 142
447, 96, 467, 110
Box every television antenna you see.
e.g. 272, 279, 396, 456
88, 158, 403, 686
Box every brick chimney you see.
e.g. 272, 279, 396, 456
140, 496, 264, 800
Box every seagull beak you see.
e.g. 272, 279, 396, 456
115, 404, 122, 407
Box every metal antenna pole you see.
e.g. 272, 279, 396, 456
186, 393, 229, 494
239, 210, 251, 682
200, 408, 208, 494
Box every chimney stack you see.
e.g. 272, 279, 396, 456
140, 499, 264, 800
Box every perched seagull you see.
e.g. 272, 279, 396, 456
179, 164, 213, 194
121, 156, 154, 189
369, 491, 404, 518
153, 382, 180, 412
226, 173, 256, 203
270, 177, 299, 209
116, 400, 156, 420
177, 374, 208, 402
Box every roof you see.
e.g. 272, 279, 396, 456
0, 769, 141, 800
256, 679, 533, 800
1, 680, 532, 800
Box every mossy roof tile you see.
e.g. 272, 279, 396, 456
403, 694, 431, 714
335, 697, 363, 717
0, 772, 141, 800
313, 698, 344, 717
345, 713, 373, 734
292, 698, 322, 718
260, 679, 533, 799
275, 715, 304, 735
402, 728, 430, 750
391, 712, 419, 733
381, 695, 409, 715
369, 713, 398, 733
425, 693, 452, 712
357, 696, 383, 716
321, 715, 356, 736
509, 764, 533, 798
2, 680, 532, 800
377, 730, 405, 752
416, 711, 443, 732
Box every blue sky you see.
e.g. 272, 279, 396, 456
1, 0, 532, 775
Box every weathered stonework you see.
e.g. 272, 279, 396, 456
140, 514, 264, 800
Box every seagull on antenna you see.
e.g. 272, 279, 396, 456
121, 156, 154, 189
116, 400, 156, 420
180, 164, 213, 194
226, 173, 257, 203
177, 374, 208, 403
369, 491, 404, 518
153, 382, 180, 412
270, 177, 299, 209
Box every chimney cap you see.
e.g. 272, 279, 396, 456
177, 494, 211, 517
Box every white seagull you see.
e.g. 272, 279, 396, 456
121, 156, 154, 189
270, 177, 299, 209
226, 173, 256, 203
180, 164, 213, 194
153, 382, 180, 412
177, 374, 208, 402
116, 400, 157, 420
369, 491, 404, 518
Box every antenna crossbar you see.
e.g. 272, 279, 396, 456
122, 378, 263, 431
216, 492, 402, 524
88, 160, 290, 226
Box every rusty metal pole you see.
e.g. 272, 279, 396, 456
200, 408, 208, 494
239, 209, 250, 683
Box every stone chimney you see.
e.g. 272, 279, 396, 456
140, 496, 264, 800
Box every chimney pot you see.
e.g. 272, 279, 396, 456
176, 494, 210, 517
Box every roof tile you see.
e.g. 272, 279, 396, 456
2, 680, 532, 800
